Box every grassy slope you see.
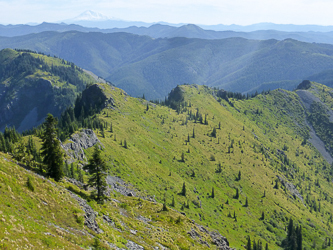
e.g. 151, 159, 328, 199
0, 152, 92, 249
0, 149, 219, 250
82, 83, 333, 249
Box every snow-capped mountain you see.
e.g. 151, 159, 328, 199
72, 10, 112, 21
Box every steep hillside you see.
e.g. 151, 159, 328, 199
0, 48, 96, 132
54, 82, 333, 249
3, 80, 333, 249
2, 33, 333, 99
0, 150, 232, 250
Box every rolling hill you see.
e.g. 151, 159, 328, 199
3, 22, 333, 45
2, 33, 333, 100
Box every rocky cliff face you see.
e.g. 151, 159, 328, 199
0, 78, 61, 132
61, 129, 102, 163
0, 49, 96, 132
76, 83, 116, 116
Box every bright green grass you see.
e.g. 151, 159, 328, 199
0, 152, 91, 249
82, 83, 333, 249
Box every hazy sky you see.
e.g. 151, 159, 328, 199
1, 0, 333, 25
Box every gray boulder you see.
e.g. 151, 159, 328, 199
61, 129, 102, 163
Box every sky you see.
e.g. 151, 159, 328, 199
1, 0, 333, 26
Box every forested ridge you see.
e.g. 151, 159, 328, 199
1, 79, 333, 249
0, 48, 96, 131
3, 33, 333, 100
2, 49, 333, 249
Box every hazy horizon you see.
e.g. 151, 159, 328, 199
1, 0, 333, 26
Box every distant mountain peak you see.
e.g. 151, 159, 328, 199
73, 10, 112, 21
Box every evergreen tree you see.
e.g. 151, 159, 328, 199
245, 197, 248, 207
296, 226, 302, 250
77, 165, 83, 182
40, 114, 64, 181
287, 218, 294, 241
162, 202, 168, 211
101, 126, 105, 138
234, 188, 239, 199
171, 196, 175, 207
64, 162, 69, 177
84, 145, 108, 203
181, 152, 185, 162
282, 218, 302, 250
247, 237, 252, 250
70, 163, 75, 179
274, 179, 279, 189
26, 177, 35, 192
192, 128, 195, 138
26, 136, 40, 165
181, 182, 186, 196
13, 140, 26, 162
212, 187, 215, 198
253, 240, 257, 250
211, 127, 217, 138
238, 170, 241, 181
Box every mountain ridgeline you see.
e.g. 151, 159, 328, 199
2, 73, 333, 249
4, 22, 333, 44
62, 81, 333, 248
2, 44, 333, 250
0, 48, 97, 132
2, 32, 333, 100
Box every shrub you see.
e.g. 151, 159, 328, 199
26, 177, 35, 192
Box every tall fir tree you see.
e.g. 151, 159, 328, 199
181, 182, 186, 196
70, 163, 75, 179
40, 114, 64, 181
83, 145, 108, 203
283, 217, 302, 250
234, 188, 239, 199
247, 237, 252, 250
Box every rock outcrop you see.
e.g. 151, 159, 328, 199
106, 176, 137, 197
68, 191, 103, 234
61, 129, 102, 163
0, 78, 55, 131
277, 175, 304, 203
78, 84, 116, 114
188, 223, 234, 250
